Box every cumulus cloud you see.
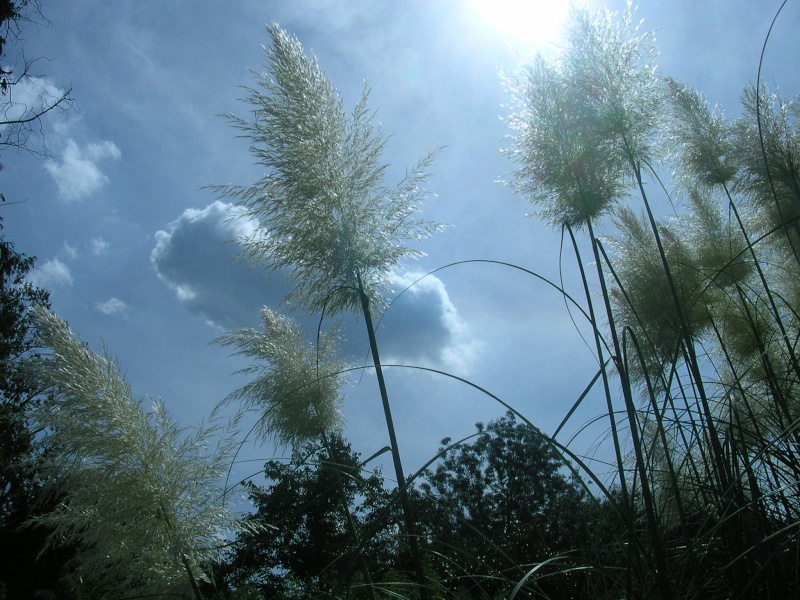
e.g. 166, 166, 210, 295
96, 297, 128, 316
29, 258, 73, 288
151, 200, 285, 330
380, 271, 479, 374
44, 139, 121, 201
151, 201, 479, 370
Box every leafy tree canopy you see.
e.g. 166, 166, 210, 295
218, 435, 401, 599
419, 412, 594, 598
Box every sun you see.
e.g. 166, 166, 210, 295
472, 0, 571, 48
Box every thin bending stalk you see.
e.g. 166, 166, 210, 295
627, 153, 734, 515
156, 497, 203, 600
722, 184, 800, 400
585, 219, 670, 599
181, 555, 204, 600
355, 270, 430, 599
565, 224, 637, 599
629, 152, 751, 591
565, 226, 630, 502
321, 432, 377, 599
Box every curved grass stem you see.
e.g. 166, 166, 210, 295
356, 269, 431, 600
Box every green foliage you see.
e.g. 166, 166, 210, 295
0, 6, 82, 597
27, 307, 245, 599
220, 421, 598, 600
15, 4, 800, 600
212, 23, 442, 316
215, 307, 346, 450
0, 236, 77, 599
420, 413, 594, 599
504, 3, 659, 229
0, 236, 49, 518
218, 436, 398, 598
504, 3, 800, 599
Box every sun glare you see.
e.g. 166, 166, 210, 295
472, 0, 571, 48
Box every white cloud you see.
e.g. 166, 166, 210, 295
0, 74, 67, 128
151, 200, 480, 370
384, 270, 481, 374
91, 237, 110, 255
180, 200, 256, 240
63, 242, 79, 260
29, 258, 73, 288
151, 201, 272, 329
44, 138, 121, 201
173, 280, 197, 302
96, 297, 128, 316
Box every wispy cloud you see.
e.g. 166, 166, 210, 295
44, 139, 121, 201
96, 297, 128, 316
63, 242, 79, 260
0, 74, 67, 129
29, 258, 73, 288
91, 237, 109, 255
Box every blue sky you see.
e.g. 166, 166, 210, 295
4, 0, 799, 491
